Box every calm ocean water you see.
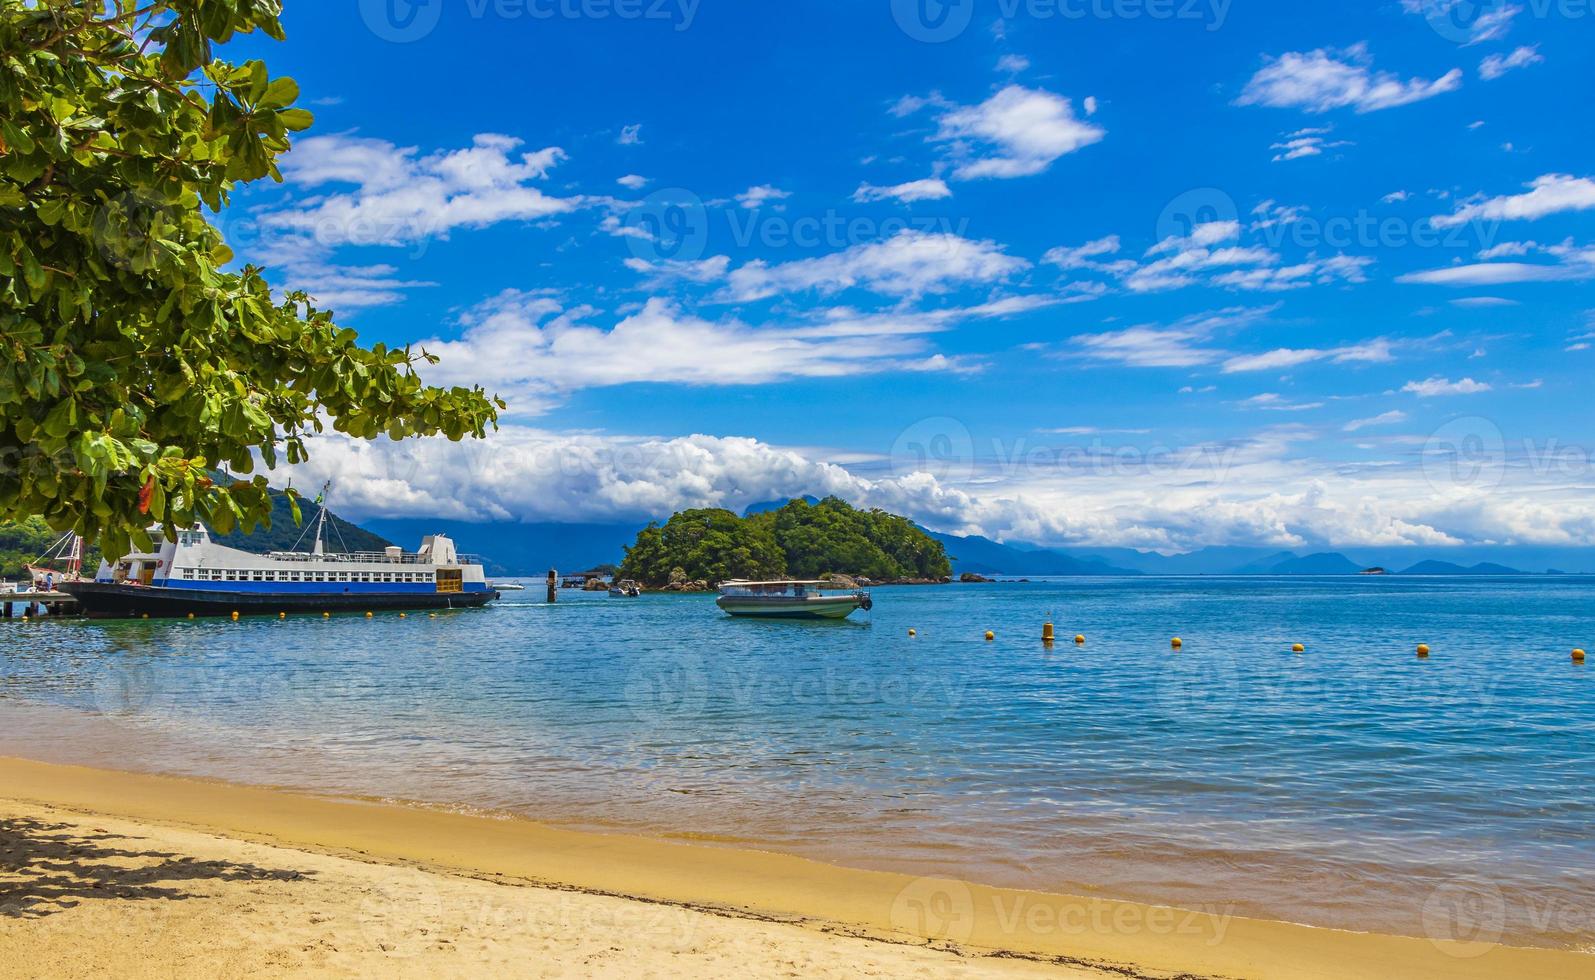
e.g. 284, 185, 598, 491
2, 577, 1592, 948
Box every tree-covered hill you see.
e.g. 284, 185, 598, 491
0, 517, 80, 578
618, 498, 951, 588
209, 490, 393, 555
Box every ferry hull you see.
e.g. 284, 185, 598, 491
715, 596, 865, 620
62, 582, 499, 619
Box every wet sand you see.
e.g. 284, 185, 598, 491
0, 757, 1586, 978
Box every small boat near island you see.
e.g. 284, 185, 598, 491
716, 580, 872, 620
608, 579, 642, 597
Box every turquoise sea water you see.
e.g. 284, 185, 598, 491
2, 577, 1592, 948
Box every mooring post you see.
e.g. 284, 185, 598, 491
547, 569, 558, 604
2, 602, 11, 619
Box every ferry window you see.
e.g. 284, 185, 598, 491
253, 571, 265, 581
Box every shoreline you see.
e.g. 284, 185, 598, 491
1, 756, 1586, 978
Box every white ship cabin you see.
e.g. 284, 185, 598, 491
98, 524, 491, 596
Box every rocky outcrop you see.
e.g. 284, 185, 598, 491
959, 572, 994, 583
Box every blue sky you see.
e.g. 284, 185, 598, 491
230, 1, 1594, 554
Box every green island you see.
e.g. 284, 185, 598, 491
617, 497, 951, 590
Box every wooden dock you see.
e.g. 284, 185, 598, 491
1, 591, 80, 618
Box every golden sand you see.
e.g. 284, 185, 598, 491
0, 756, 1587, 979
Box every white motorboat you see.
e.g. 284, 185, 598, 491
715, 580, 872, 620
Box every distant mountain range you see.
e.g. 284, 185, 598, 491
328, 498, 1595, 577
915, 536, 1556, 577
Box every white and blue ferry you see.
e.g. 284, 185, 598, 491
63, 500, 498, 619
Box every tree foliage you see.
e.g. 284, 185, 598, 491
756, 497, 951, 581
619, 498, 951, 587
0, 1, 500, 563
619, 508, 785, 587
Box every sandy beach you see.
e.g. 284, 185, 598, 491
0, 757, 1586, 979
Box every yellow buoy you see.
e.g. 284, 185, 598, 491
1416, 644, 1430, 656
323, 612, 331, 619
142, 613, 150, 620
1292, 643, 1305, 653
279, 612, 286, 620
1075, 634, 1086, 645
187, 613, 195, 620
429, 613, 437, 619
231, 611, 239, 621
1171, 637, 1183, 649
985, 631, 995, 641
908, 628, 916, 637
1043, 622, 1056, 643
365, 612, 373, 619
399, 612, 407, 619
1575, 649, 1587, 664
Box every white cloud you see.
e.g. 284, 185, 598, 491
1042, 235, 1131, 272
852, 178, 953, 203
622, 255, 732, 285
1449, 296, 1518, 307
1402, 376, 1492, 396
722, 229, 1028, 301
1270, 127, 1352, 161
1343, 410, 1407, 432
997, 54, 1030, 73
1083, 96, 1099, 116
1480, 45, 1543, 80
1433, 174, 1595, 227
285, 419, 1595, 553
1236, 44, 1462, 114
416, 293, 992, 414
1476, 240, 1538, 259
1240, 393, 1326, 412
1063, 306, 1273, 369
618, 124, 643, 145
1398, 240, 1595, 285
616, 174, 650, 190
930, 85, 1105, 180
1071, 324, 1223, 368
1383, 190, 1412, 203
264, 134, 576, 247
1221, 338, 1393, 373
276, 262, 435, 313
735, 184, 791, 209
1402, 0, 1521, 44
1046, 219, 1374, 296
